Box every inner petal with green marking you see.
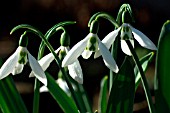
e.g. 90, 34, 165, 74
121, 25, 133, 40
18, 51, 28, 64
86, 36, 98, 52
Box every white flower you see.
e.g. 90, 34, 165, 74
0, 46, 47, 86
62, 33, 119, 73
102, 23, 157, 56
40, 78, 76, 96
29, 46, 83, 84
40, 78, 69, 93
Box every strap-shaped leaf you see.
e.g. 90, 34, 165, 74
155, 20, 170, 112
46, 72, 79, 113
98, 76, 108, 113
107, 57, 135, 113
135, 52, 154, 91
0, 76, 28, 113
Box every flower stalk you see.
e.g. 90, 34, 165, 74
32, 22, 76, 113
126, 40, 156, 113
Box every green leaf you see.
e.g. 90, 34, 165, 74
107, 57, 135, 113
0, 76, 28, 113
46, 72, 79, 113
135, 52, 154, 91
98, 76, 108, 113
154, 20, 170, 113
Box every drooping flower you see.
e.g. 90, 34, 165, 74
40, 78, 69, 93
40, 77, 76, 96
29, 46, 83, 84
102, 23, 157, 56
62, 33, 119, 73
0, 46, 47, 86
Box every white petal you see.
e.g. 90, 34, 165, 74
81, 50, 92, 59
57, 78, 70, 93
28, 52, 47, 86
94, 27, 121, 58
12, 63, 24, 75
68, 60, 83, 84
94, 49, 100, 58
62, 34, 90, 67
102, 27, 121, 49
40, 85, 49, 92
99, 41, 119, 73
0, 48, 19, 79
29, 47, 61, 77
121, 39, 134, 56
39, 47, 61, 70
130, 26, 157, 50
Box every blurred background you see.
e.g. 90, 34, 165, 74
0, 0, 170, 112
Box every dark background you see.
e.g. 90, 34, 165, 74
0, 0, 170, 112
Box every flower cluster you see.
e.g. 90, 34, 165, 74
0, 23, 157, 87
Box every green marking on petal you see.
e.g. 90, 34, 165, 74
59, 50, 67, 61
18, 51, 27, 64
86, 37, 98, 52
121, 25, 133, 40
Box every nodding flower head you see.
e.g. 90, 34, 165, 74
102, 23, 157, 56
0, 46, 47, 86
62, 20, 119, 73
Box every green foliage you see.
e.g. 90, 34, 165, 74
154, 20, 170, 113
0, 76, 28, 113
46, 72, 79, 113
107, 57, 135, 113
98, 76, 108, 113
135, 52, 155, 91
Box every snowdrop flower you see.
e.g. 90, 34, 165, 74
29, 46, 83, 84
102, 23, 157, 56
40, 78, 69, 93
62, 32, 119, 73
40, 77, 76, 96
0, 46, 47, 86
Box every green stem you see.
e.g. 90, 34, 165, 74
77, 84, 92, 113
109, 37, 118, 91
32, 79, 40, 113
10, 24, 87, 112
32, 23, 74, 113
88, 12, 119, 28
126, 40, 155, 113
40, 33, 85, 113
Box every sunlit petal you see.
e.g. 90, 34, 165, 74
40, 47, 61, 70
28, 52, 47, 86
102, 27, 121, 49
40, 85, 49, 92
94, 27, 121, 58
68, 60, 83, 84
130, 26, 157, 50
12, 63, 24, 75
81, 50, 92, 59
62, 34, 90, 67
40, 78, 71, 95
99, 41, 119, 73
56, 78, 70, 93
0, 48, 19, 79
29, 47, 61, 77
94, 49, 100, 58
121, 39, 134, 56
